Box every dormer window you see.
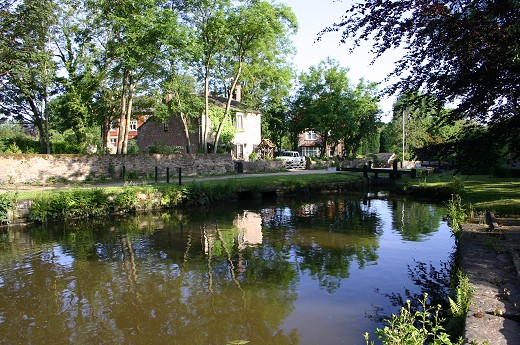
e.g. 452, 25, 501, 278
305, 131, 317, 140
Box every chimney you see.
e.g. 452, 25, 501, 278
233, 84, 241, 102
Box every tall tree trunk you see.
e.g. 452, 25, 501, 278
117, 70, 129, 154
180, 112, 191, 153
122, 73, 134, 154
203, 63, 210, 154
213, 62, 242, 154
28, 98, 46, 153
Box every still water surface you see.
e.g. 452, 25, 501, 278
0, 192, 454, 344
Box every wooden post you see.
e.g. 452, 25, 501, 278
166, 167, 170, 184
155, 166, 158, 183
363, 164, 368, 178
178, 167, 182, 186
392, 160, 398, 180
122, 165, 126, 182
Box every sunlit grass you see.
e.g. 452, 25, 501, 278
413, 173, 520, 215
7, 172, 363, 200
6, 171, 519, 216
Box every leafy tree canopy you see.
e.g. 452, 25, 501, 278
322, 0, 520, 159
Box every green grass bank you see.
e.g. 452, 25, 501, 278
1, 171, 519, 225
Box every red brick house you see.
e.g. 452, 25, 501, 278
135, 114, 198, 154
297, 130, 345, 158
107, 116, 148, 154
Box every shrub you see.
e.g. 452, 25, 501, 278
0, 192, 17, 224
28, 189, 110, 221
160, 186, 185, 208
446, 194, 466, 237
249, 152, 259, 162
364, 294, 463, 345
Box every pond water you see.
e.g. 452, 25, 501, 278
0, 192, 455, 345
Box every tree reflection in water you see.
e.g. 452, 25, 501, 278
0, 194, 453, 345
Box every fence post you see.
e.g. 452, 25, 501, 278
178, 167, 182, 186
363, 164, 368, 178
155, 166, 158, 183
166, 167, 170, 184
392, 160, 398, 180
122, 165, 126, 182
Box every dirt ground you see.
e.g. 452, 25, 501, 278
461, 216, 520, 344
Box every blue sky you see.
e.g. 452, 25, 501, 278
278, 0, 403, 120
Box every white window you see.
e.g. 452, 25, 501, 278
301, 146, 319, 157
236, 114, 244, 131
110, 121, 117, 131
305, 131, 317, 140
129, 120, 138, 131
109, 138, 117, 148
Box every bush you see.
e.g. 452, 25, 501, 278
249, 151, 259, 161
148, 144, 182, 154
446, 194, 465, 236
0, 192, 17, 224
364, 294, 463, 345
28, 189, 111, 221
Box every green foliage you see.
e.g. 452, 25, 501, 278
27, 186, 162, 221
209, 107, 236, 146
160, 186, 185, 208
29, 189, 110, 222
0, 192, 17, 224
148, 144, 183, 154
446, 271, 473, 336
325, 0, 520, 162
446, 194, 466, 236
364, 294, 463, 345
127, 139, 139, 154
293, 58, 380, 158
248, 151, 259, 161
448, 176, 465, 195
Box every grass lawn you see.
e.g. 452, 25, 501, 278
3, 170, 519, 216
409, 172, 520, 216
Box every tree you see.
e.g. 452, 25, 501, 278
94, 0, 179, 154
381, 91, 455, 160
322, 0, 520, 160
210, 0, 297, 153
178, 0, 230, 154
340, 79, 381, 158
158, 71, 204, 153
0, 0, 58, 153
179, 0, 296, 154
293, 58, 380, 158
50, 0, 104, 149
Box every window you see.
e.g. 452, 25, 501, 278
300, 146, 319, 157
110, 121, 117, 131
129, 120, 138, 131
236, 144, 244, 159
163, 123, 169, 132
305, 131, 317, 140
236, 114, 244, 131
109, 138, 117, 148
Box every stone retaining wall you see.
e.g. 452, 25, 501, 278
0, 153, 235, 183
241, 160, 285, 173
